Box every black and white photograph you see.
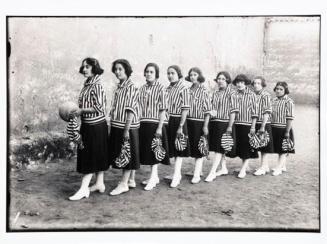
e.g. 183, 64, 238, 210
1, 0, 327, 243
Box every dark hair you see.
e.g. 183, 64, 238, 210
185, 67, 205, 83
214, 71, 232, 84
79, 57, 104, 75
167, 65, 183, 79
252, 76, 267, 87
232, 74, 251, 86
144, 63, 160, 79
111, 59, 133, 78
273, 81, 290, 95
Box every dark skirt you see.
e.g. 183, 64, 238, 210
271, 126, 295, 154
255, 123, 274, 153
187, 119, 205, 159
167, 116, 191, 158
77, 120, 110, 174
139, 121, 170, 165
209, 120, 236, 157
234, 124, 259, 160
108, 126, 140, 170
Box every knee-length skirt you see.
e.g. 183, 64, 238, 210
209, 120, 236, 157
139, 121, 170, 165
255, 123, 274, 153
234, 124, 259, 160
271, 126, 295, 154
108, 126, 140, 170
167, 116, 191, 158
187, 119, 205, 159
77, 120, 110, 174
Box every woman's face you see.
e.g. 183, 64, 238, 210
81, 61, 94, 78
253, 78, 263, 92
275, 85, 285, 97
145, 66, 156, 82
167, 68, 179, 83
216, 74, 228, 89
236, 81, 246, 91
114, 63, 128, 81
189, 71, 200, 84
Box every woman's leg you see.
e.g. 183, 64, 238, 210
69, 173, 93, 201
192, 157, 203, 184
205, 153, 222, 182
254, 153, 270, 176
238, 159, 250, 178
110, 169, 131, 195
89, 171, 105, 193
128, 170, 136, 188
273, 154, 287, 176
170, 157, 183, 187
144, 164, 160, 191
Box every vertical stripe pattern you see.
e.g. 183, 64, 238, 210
166, 80, 190, 116
67, 117, 80, 142
271, 95, 295, 127
139, 81, 168, 123
256, 89, 272, 123
234, 87, 258, 125
188, 84, 211, 120
110, 78, 140, 129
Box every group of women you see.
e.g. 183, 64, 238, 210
66, 57, 295, 201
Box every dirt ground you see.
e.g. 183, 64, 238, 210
8, 105, 319, 231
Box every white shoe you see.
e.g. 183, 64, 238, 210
89, 184, 105, 193
69, 188, 90, 201
216, 168, 228, 176
128, 179, 136, 188
170, 175, 182, 188
163, 175, 173, 181
191, 176, 201, 184
110, 183, 129, 196
205, 173, 217, 182
237, 171, 246, 179
144, 178, 160, 191
142, 177, 159, 186
281, 165, 287, 172
253, 167, 270, 176
272, 168, 283, 176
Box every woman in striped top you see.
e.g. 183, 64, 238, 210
108, 59, 140, 195
139, 63, 169, 191
185, 67, 211, 184
205, 71, 238, 182
166, 65, 191, 188
233, 74, 259, 178
68, 57, 110, 201
271, 81, 295, 176
252, 76, 274, 176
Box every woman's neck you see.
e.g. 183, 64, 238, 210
119, 78, 128, 84
146, 79, 156, 85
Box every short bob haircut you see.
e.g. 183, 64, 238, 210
273, 81, 290, 95
232, 74, 251, 86
79, 57, 104, 75
144, 62, 160, 79
251, 76, 267, 88
111, 59, 133, 78
167, 65, 183, 79
214, 71, 232, 84
185, 67, 205, 83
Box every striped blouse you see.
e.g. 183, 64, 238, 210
211, 85, 238, 122
271, 95, 295, 127
139, 81, 168, 123
67, 117, 80, 142
255, 89, 272, 123
234, 87, 258, 125
110, 78, 140, 129
188, 84, 211, 121
166, 80, 190, 117
78, 75, 107, 124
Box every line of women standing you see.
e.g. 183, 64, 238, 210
67, 57, 295, 201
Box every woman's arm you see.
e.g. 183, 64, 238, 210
259, 113, 269, 132
226, 112, 236, 133
155, 110, 166, 136
284, 119, 293, 138
176, 109, 189, 135
123, 110, 135, 139
202, 113, 210, 136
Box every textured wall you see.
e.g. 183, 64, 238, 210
8, 17, 319, 136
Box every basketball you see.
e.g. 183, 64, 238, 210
58, 101, 79, 122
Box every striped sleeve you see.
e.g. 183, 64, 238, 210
180, 88, 190, 110
286, 99, 295, 120
67, 117, 80, 142
125, 85, 139, 116
262, 94, 272, 114
91, 84, 106, 114
203, 90, 212, 115
229, 93, 239, 114
159, 88, 168, 111
251, 94, 259, 118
